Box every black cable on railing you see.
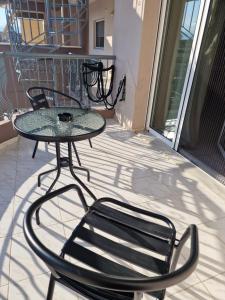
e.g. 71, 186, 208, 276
82, 61, 126, 110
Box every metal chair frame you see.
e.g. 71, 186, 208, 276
24, 184, 199, 300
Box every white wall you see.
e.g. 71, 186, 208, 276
113, 0, 145, 128
114, 0, 162, 130
89, 0, 114, 55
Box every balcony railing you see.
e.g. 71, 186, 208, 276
0, 51, 116, 120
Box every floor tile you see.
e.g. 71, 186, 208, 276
166, 282, 213, 299
9, 224, 65, 282
12, 195, 61, 235
0, 284, 8, 300
194, 228, 225, 282
0, 202, 14, 238
8, 272, 78, 300
198, 216, 225, 245
202, 271, 225, 299
0, 237, 11, 286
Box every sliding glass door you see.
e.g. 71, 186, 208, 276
150, 0, 202, 142
178, 0, 225, 184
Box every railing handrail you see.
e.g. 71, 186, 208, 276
0, 51, 116, 61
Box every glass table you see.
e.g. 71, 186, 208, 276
14, 107, 106, 224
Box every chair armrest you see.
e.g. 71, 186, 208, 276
170, 225, 195, 272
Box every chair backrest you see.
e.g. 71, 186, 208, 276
26, 87, 49, 111
26, 86, 82, 110
23, 184, 199, 296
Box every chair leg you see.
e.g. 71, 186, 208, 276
47, 274, 56, 300
88, 139, 93, 148
32, 141, 39, 159
72, 142, 81, 166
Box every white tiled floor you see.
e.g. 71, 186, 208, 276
0, 119, 225, 299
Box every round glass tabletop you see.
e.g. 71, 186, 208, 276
14, 107, 106, 142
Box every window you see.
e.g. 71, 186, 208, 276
0, 7, 10, 44
95, 20, 104, 48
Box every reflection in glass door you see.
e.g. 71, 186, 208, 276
150, 0, 201, 141
179, 0, 225, 184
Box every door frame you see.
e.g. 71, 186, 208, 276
146, 0, 211, 150
145, 0, 171, 143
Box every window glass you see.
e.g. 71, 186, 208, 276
95, 20, 104, 48
0, 6, 9, 43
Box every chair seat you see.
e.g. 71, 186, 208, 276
61, 198, 176, 299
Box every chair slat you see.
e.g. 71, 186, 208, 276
76, 227, 169, 274
59, 275, 134, 300
64, 242, 146, 278
93, 202, 174, 239
85, 213, 171, 256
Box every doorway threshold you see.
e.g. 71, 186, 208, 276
179, 148, 225, 185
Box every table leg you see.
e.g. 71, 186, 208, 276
72, 142, 82, 166
38, 167, 58, 187
36, 142, 61, 225
68, 142, 97, 201
72, 165, 90, 182
71, 139, 90, 180
36, 142, 96, 225
88, 139, 93, 148
46, 142, 61, 194
32, 141, 39, 159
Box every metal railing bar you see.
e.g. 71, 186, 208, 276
18, 0, 27, 45
53, 0, 59, 46
61, 0, 63, 45
77, 5, 81, 47
44, 58, 49, 87
3, 51, 116, 61
34, 0, 41, 37
26, 0, 33, 43
44, 0, 50, 43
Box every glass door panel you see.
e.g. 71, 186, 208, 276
150, 0, 201, 141
179, 0, 225, 184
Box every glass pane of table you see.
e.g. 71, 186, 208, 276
14, 107, 106, 141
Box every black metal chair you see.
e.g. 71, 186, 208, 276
26, 86, 93, 164
24, 184, 199, 300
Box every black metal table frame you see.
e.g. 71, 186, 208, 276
14, 108, 106, 225
35, 141, 97, 225
37, 142, 90, 191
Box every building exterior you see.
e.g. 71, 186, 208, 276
88, 0, 114, 56
0, 0, 89, 54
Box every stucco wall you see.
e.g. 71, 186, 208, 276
88, 0, 114, 55
132, 0, 162, 131
114, 0, 162, 130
